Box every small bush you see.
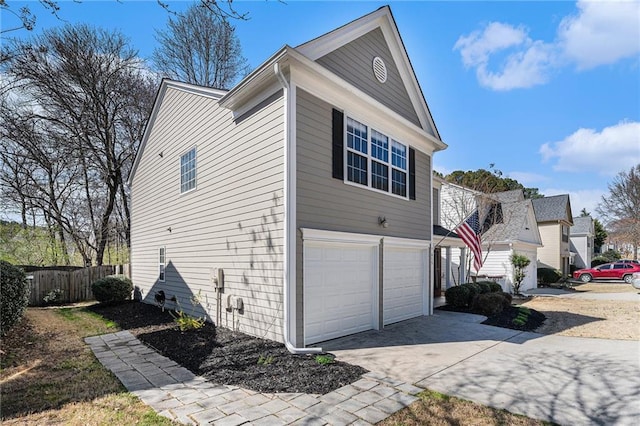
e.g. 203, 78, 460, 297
475, 281, 492, 294
461, 283, 481, 305
1, 261, 30, 335
43, 288, 63, 305
445, 285, 471, 308
486, 282, 503, 293
91, 276, 133, 304
537, 268, 562, 285
590, 257, 608, 267
315, 354, 335, 365
472, 292, 507, 316
257, 354, 275, 365
171, 309, 205, 331
501, 292, 513, 306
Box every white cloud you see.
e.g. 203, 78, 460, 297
542, 187, 607, 219
454, 22, 528, 67
476, 41, 556, 90
455, 0, 640, 90
453, 22, 556, 90
558, 0, 640, 70
540, 121, 640, 175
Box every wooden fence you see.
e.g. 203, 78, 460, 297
27, 265, 119, 306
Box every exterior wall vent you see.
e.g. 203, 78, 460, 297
372, 56, 387, 83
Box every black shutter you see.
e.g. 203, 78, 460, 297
409, 147, 416, 200
332, 109, 344, 180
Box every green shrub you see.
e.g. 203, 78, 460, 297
471, 292, 507, 316
315, 354, 335, 365
1, 260, 30, 335
91, 276, 133, 304
461, 283, 481, 305
475, 281, 492, 294
445, 285, 471, 308
590, 257, 608, 267
501, 292, 513, 306
486, 282, 503, 293
537, 268, 562, 285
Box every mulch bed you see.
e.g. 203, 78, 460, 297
88, 302, 367, 394
437, 304, 546, 332
87, 300, 545, 395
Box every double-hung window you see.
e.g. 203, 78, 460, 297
345, 117, 408, 197
159, 247, 166, 282
180, 147, 197, 193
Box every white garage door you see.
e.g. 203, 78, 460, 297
383, 247, 426, 325
304, 242, 376, 345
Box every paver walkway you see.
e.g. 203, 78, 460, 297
85, 331, 422, 425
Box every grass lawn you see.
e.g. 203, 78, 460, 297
0, 307, 179, 425
2, 304, 551, 425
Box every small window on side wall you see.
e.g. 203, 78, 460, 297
159, 247, 166, 282
180, 147, 197, 193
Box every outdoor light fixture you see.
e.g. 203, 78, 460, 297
378, 216, 389, 228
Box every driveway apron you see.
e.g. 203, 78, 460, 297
322, 311, 640, 426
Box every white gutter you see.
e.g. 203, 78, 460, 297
274, 61, 322, 355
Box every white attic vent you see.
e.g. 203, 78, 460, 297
372, 56, 387, 83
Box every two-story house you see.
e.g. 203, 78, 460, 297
570, 216, 594, 269
532, 195, 574, 275
438, 180, 542, 292
128, 7, 447, 350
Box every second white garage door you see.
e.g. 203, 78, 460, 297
383, 246, 426, 325
303, 242, 377, 345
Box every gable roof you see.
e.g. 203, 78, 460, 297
295, 6, 441, 140
482, 199, 541, 245
532, 194, 573, 225
489, 189, 525, 203
128, 79, 227, 185
571, 216, 594, 235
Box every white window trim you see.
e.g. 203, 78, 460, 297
343, 114, 409, 200
180, 146, 197, 194
159, 246, 166, 282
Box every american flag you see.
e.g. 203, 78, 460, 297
456, 209, 483, 272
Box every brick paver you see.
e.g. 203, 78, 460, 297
86, 331, 423, 425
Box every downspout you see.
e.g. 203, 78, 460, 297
274, 61, 322, 354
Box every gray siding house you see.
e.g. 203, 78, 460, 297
128, 6, 446, 350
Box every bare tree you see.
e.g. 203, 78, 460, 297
597, 164, 640, 260
1, 0, 248, 35
153, 3, 249, 89
2, 24, 157, 265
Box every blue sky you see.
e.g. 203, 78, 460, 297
3, 0, 640, 220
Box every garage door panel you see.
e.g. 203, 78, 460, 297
304, 243, 375, 345
383, 247, 425, 325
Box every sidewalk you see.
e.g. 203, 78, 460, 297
85, 331, 422, 425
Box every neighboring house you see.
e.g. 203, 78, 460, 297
479, 190, 542, 292
128, 7, 447, 350
438, 181, 542, 292
432, 176, 466, 295
570, 216, 594, 269
532, 195, 574, 276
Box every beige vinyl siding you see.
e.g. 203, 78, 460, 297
316, 28, 422, 129
294, 88, 430, 342
537, 223, 562, 270
131, 86, 285, 342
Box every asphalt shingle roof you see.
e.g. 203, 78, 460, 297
571, 216, 593, 235
532, 194, 572, 223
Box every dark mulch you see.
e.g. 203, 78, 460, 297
436, 304, 546, 332
88, 301, 367, 394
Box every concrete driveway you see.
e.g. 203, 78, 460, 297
322, 311, 640, 426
